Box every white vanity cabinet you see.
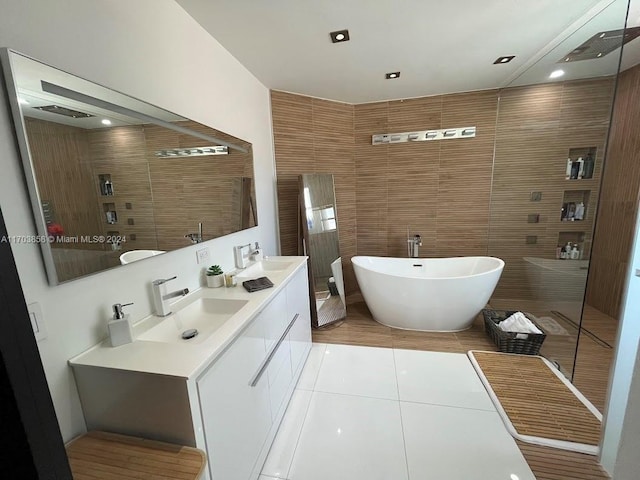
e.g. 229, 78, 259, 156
287, 266, 313, 377
196, 314, 271, 480
197, 263, 311, 480
70, 259, 312, 480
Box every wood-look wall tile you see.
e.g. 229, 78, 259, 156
587, 65, 640, 316
271, 91, 313, 135
387, 96, 442, 132
272, 78, 619, 304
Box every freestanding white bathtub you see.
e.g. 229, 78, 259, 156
352, 256, 505, 332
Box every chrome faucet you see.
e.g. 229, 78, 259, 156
151, 276, 189, 316
185, 222, 203, 244
234, 243, 252, 269
407, 234, 422, 258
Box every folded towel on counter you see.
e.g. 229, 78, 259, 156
242, 276, 274, 293
498, 311, 542, 338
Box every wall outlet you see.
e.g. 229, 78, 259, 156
196, 248, 210, 265
28, 302, 47, 341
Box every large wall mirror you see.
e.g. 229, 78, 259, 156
1, 49, 257, 285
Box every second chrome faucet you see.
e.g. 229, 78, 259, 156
152, 276, 189, 316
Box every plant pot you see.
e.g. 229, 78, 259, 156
206, 274, 225, 288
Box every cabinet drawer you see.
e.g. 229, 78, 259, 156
262, 291, 289, 351
286, 266, 312, 374
289, 310, 312, 375
197, 318, 270, 480
268, 343, 292, 421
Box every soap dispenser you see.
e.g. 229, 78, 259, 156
108, 302, 134, 347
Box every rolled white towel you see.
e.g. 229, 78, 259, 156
498, 311, 542, 335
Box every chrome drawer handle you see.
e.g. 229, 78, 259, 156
249, 313, 299, 387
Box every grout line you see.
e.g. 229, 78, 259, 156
281, 344, 327, 479
311, 388, 398, 402
309, 343, 327, 391
282, 389, 314, 480
398, 398, 497, 413
393, 348, 412, 480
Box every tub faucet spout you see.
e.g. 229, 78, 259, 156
408, 234, 422, 258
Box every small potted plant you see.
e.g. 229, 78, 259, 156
206, 265, 225, 288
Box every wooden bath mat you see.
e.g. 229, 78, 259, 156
468, 351, 602, 455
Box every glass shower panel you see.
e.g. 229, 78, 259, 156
487, 0, 629, 379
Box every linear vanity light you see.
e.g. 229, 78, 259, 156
372, 126, 476, 145
40, 81, 249, 154
155, 146, 229, 158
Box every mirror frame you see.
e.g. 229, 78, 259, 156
0, 48, 255, 285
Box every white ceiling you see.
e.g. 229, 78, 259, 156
177, 0, 639, 104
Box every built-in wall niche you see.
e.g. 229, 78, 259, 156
98, 174, 114, 196
102, 203, 117, 224
565, 147, 596, 180
560, 190, 590, 222
106, 230, 122, 251
557, 231, 588, 259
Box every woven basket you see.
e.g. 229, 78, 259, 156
482, 309, 546, 355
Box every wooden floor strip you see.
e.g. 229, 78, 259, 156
66, 431, 206, 480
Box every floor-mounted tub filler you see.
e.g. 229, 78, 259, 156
352, 256, 505, 332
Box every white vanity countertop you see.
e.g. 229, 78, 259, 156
68, 256, 308, 380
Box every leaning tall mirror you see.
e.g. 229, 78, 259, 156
1, 49, 257, 285
299, 174, 346, 327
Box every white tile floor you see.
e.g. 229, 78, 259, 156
261, 343, 536, 480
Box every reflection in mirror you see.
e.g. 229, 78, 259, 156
299, 174, 346, 327
0, 49, 257, 284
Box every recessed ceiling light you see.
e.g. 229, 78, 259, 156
493, 55, 515, 64
385, 72, 400, 79
549, 69, 565, 79
101, 119, 112, 125
330, 29, 350, 43
597, 52, 603, 58
18, 97, 29, 105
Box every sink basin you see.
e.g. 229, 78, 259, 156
137, 297, 248, 344
236, 260, 293, 279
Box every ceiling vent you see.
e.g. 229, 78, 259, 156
33, 105, 94, 118
559, 26, 640, 63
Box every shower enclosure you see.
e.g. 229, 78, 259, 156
487, 0, 630, 397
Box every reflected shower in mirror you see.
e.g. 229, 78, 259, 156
299, 174, 346, 327
1, 49, 257, 284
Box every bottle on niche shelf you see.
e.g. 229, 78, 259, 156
574, 202, 585, 221
570, 161, 580, 180
565, 158, 573, 180
570, 244, 580, 260
102, 179, 114, 196
583, 152, 595, 179
577, 157, 585, 179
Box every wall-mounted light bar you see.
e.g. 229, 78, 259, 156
372, 126, 476, 145
155, 146, 229, 158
